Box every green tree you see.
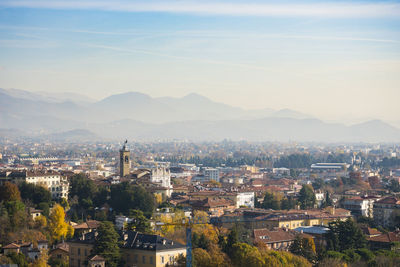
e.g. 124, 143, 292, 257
69, 173, 98, 201
93, 221, 121, 267
231, 242, 264, 267
281, 197, 297, 210
312, 178, 325, 190
38, 202, 50, 217
222, 227, 239, 257
192, 232, 210, 250
6, 252, 28, 267
18, 182, 52, 206
325, 191, 333, 206
4, 200, 27, 231
262, 192, 281, 210
110, 182, 154, 217
127, 209, 152, 233
326, 219, 366, 252
299, 185, 316, 209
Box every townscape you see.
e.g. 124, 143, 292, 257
0, 140, 400, 266
1, 0, 400, 267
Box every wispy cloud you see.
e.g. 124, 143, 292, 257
1, 0, 400, 18
81, 42, 329, 83
1, 24, 399, 44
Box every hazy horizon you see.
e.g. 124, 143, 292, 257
0, 0, 400, 123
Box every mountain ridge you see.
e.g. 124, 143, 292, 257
0, 88, 399, 142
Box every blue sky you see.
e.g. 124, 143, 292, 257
0, 0, 399, 123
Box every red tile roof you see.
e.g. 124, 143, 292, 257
3, 243, 20, 249
368, 231, 400, 243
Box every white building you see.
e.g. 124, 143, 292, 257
0, 170, 69, 199
272, 168, 290, 176
236, 192, 255, 208
151, 167, 172, 189
203, 168, 220, 182
315, 191, 325, 208
311, 163, 350, 170
342, 196, 377, 218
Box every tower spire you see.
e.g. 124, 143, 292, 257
120, 140, 130, 177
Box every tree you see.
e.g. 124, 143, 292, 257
34, 215, 47, 228
38, 202, 50, 217
18, 182, 51, 205
326, 219, 366, 252
325, 191, 333, 206
18, 182, 51, 206
299, 185, 316, 209
312, 178, 325, 190
4, 200, 27, 231
231, 242, 264, 267
289, 235, 316, 263
93, 221, 121, 267
192, 233, 210, 250
261, 192, 281, 210
193, 248, 212, 267
59, 198, 69, 211
48, 204, 74, 242
5, 252, 28, 267
388, 179, 400, 193
127, 209, 152, 233
0, 182, 21, 202
110, 182, 154, 217
281, 197, 297, 210
222, 227, 239, 257
48, 256, 69, 267
30, 250, 50, 267
290, 169, 298, 178
69, 173, 98, 201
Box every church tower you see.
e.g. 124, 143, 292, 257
119, 140, 130, 177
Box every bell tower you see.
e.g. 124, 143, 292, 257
119, 140, 130, 177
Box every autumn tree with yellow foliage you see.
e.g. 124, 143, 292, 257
48, 204, 74, 242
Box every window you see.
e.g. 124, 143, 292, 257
161, 256, 164, 264
150, 256, 153, 264
78, 259, 81, 267
142, 255, 146, 263
133, 254, 138, 263
78, 248, 80, 255
84, 249, 87, 256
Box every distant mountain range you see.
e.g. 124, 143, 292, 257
1, 88, 399, 142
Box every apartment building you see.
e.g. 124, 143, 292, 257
0, 170, 69, 199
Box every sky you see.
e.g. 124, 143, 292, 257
0, 0, 399, 123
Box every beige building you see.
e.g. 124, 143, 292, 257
216, 208, 351, 230
68, 231, 186, 267
253, 228, 312, 251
